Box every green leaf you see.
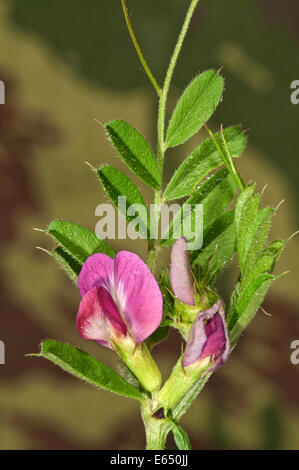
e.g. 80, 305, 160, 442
171, 422, 192, 450
234, 185, 255, 237
236, 194, 260, 269
161, 168, 237, 247
159, 269, 175, 320
105, 120, 161, 190
229, 274, 277, 344
172, 374, 211, 421
198, 171, 237, 227
53, 247, 82, 282
192, 210, 236, 281
97, 166, 149, 237
48, 220, 116, 263
38, 340, 144, 401
241, 207, 274, 277
240, 253, 275, 293
265, 239, 285, 264
229, 192, 285, 341
166, 70, 224, 148
164, 126, 246, 201
38, 246, 82, 283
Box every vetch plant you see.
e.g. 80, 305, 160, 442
33, 0, 288, 449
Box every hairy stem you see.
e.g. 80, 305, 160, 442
157, 0, 200, 168
147, 0, 201, 273
122, 0, 202, 448
146, 190, 162, 273
121, 0, 162, 97
141, 401, 172, 450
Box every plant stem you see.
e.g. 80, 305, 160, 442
121, 0, 162, 97
147, 0, 201, 273
205, 123, 246, 192
157, 0, 200, 167
220, 125, 246, 191
146, 189, 162, 273
141, 402, 172, 450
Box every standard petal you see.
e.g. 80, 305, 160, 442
170, 238, 195, 305
76, 286, 127, 349
182, 314, 207, 367
78, 253, 114, 297
112, 251, 163, 344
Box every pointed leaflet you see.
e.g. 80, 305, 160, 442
236, 193, 260, 272
166, 70, 224, 148
229, 274, 277, 344
228, 191, 283, 337
241, 207, 274, 278
164, 127, 246, 201
42, 246, 82, 283
240, 252, 275, 293
48, 220, 116, 263
266, 239, 285, 264
171, 422, 192, 450
161, 168, 237, 246
97, 166, 150, 236
192, 210, 236, 281
38, 340, 144, 401
234, 184, 255, 237
105, 120, 161, 190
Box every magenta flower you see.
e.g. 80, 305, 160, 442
182, 300, 230, 370
77, 251, 163, 349
170, 238, 230, 371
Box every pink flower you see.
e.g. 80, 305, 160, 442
77, 251, 163, 350
182, 300, 230, 371
170, 238, 230, 371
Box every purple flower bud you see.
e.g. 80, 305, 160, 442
182, 300, 230, 372
170, 238, 195, 306
77, 251, 163, 350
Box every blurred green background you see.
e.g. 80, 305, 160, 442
0, 0, 299, 449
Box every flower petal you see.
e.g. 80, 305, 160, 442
97, 286, 127, 336
182, 300, 230, 369
113, 251, 163, 343
170, 238, 195, 305
78, 253, 114, 297
213, 302, 230, 368
76, 286, 127, 349
200, 313, 226, 359
182, 314, 207, 367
